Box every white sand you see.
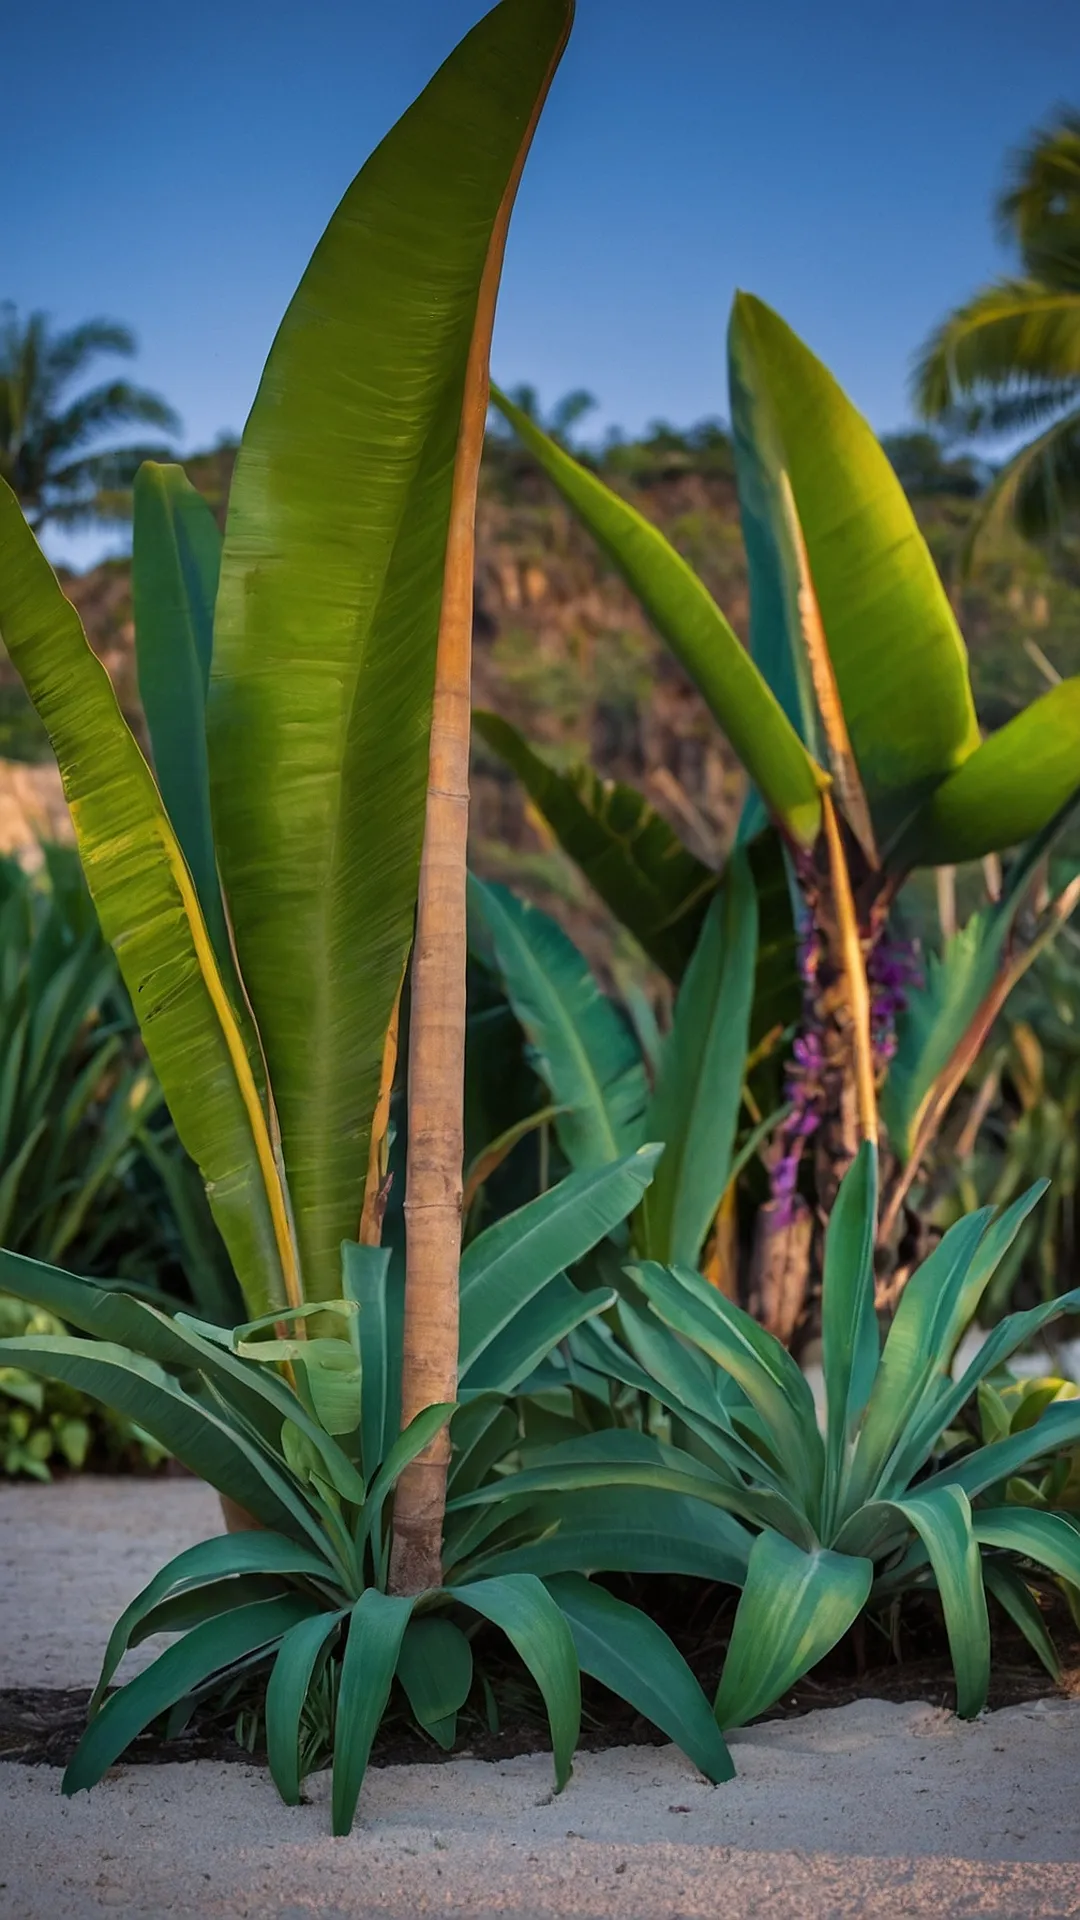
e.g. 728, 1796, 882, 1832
2, 1478, 1079, 1917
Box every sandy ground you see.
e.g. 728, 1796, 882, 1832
2, 1479, 1079, 1917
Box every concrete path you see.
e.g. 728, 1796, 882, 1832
2, 1479, 1078, 1917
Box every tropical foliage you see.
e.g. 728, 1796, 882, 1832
448, 1147, 1080, 1722
914, 106, 1080, 551
486, 297, 1080, 1337
0, 1186, 734, 1830
0, 305, 179, 530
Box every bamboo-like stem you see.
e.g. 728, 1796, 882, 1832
389, 36, 570, 1595
821, 791, 878, 1150
780, 472, 878, 871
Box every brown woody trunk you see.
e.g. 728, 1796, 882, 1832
389, 43, 569, 1596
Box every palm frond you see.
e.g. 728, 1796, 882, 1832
913, 281, 1080, 418
965, 404, 1080, 560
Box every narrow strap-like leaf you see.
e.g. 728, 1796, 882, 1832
982, 1561, 1061, 1683
490, 387, 824, 846
889, 1487, 989, 1718
714, 1529, 872, 1730
546, 1573, 735, 1783
822, 1142, 879, 1526
64, 1595, 317, 1796
457, 1148, 661, 1374
469, 875, 648, 1170
332, 1590, 414, 1835
266, 1610, 345, 1805
91, 1531, 336, 1712
451, 1573, 580, 1790
635, 856, 757, 1268
396, 1616, 474, 1747
473, 712, 715, 980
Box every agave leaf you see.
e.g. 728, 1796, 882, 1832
714, 1529, 872, 1729
473, 711, 716, 979
897, 678, 1080, 867
888, 1487, 989, 1718
396, 1617, 474, 1748
0, 481, 295, 1319
841, 1211, 992, 1517
132, 462, 229, 970
0, 1335, 328, 1546
821, 1143, 879, 1523
468, 875, 647, 1169
489, 387, 824, 846
635, 855, 757, 1267
266, 1610, 346, 1805
630, 1260, 824, 1517
457, 1148, 660, 1374
208, 0, 574, 1302
0, 1247, 367, 1500
460, 1275, 615, 1395
91, 1532, 337, 1713
341, 1241, 399, 1479
982, 1561, 1061, 1682
728, 293, 979, 841
546, 1573, 735, 1782
974, 1506, 1080, 1591
449, 1485, 752, 1586
924, 1400, 1080, 1505
65, 1595, 317, 1797
332, 1590, 414, 1835
451, 1574, 580, 1790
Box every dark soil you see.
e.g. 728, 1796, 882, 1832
3, 1587, 1078, 1773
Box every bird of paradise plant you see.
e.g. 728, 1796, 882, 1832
483, 298, 1080, 1339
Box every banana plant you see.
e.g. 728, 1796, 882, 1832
0, 1156, 736, 1832
0, 0, 582, 1599
485, 296, 1080, 1331
451, 1146, 1080, 1722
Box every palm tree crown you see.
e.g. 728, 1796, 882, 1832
0, 306, 180, 531
913, 108, 1080, 548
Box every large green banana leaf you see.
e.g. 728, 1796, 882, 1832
0, 482, 293, 1317
895, 677, 1080, 866
635, 855, 757, 1266
207, 0, 573, 1300
473, 710, 716, 979
468, 874, 647, 1169
728, 294, 980, 842
132, 463, 228, 972
489, 387, 824, 846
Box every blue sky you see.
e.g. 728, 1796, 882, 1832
5, 0, 1078, 564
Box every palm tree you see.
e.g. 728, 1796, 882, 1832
0, 305, 180, 531
914, 108, 1080, 550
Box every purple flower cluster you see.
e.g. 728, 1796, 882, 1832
767, 921, 922, 1224
867, 931, 923, 1069
770, 932, 827, 1224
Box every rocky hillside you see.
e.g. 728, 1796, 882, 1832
4, 435, 1080, 974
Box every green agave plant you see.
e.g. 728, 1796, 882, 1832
481, 301, 1080, 1330
0, 1158, 735, 1832
450, 1147, 1080, 1722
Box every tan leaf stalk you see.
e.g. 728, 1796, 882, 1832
389, 37, 570, 1595
358, 978, 402, 1247
821, 790, 879, 1151
779, 472, 878, 870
